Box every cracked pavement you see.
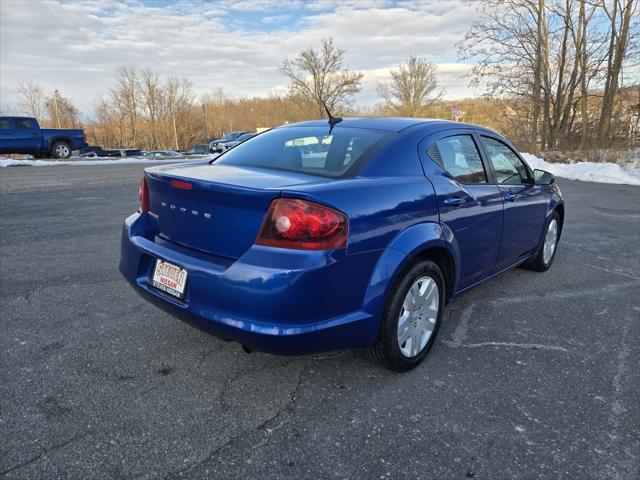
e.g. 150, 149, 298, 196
1, 165, 639, 479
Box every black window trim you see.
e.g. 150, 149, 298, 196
426, 132, 491, 186
478, 133, 534, 186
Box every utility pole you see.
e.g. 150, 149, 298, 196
202, 104, 208, 142
53, 89, 61, 128
170, 102, 179, 151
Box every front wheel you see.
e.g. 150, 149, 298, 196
366, 260, 445, 372
51, 141, 71, 159
523, 211, 561, 272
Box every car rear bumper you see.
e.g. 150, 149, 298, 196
119, 212, 380, 355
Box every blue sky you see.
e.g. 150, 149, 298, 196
1, 0, 480, 115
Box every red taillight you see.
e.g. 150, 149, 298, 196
82, 133, 87, 142
139, 177, 150, 213
256, 198, 348, 250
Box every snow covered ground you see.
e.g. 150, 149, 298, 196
521, 153, 640, 186
0, 156, 213, 167
1, 153, 639, 186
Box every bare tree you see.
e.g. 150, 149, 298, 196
110, 66, 139, 146
376, 56, 442, 117
597, 0, 637, 143
138, 69, 164, 149
44, 90, 80, 128
281, 38, 363, 118
458, 0, 637, 151
165, 77, 196, 150
16, 81, 45, 120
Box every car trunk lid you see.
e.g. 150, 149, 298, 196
145, 163, 329, 258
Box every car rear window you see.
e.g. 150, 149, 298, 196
213, 126, 391, 178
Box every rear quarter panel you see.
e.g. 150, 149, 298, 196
281, 134, 448, 334
284, 164, 440, 256
41, 128, 87, 151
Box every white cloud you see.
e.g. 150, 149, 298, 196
0, 0, 480, 116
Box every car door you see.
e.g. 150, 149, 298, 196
0, 118, 15, 153
478, 134, 549, 270
419, 130, 503, 290
12, 118, 41, 153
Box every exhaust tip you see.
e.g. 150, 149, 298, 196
241, 344, 252, 354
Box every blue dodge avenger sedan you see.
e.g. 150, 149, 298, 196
119, 118, 564, 371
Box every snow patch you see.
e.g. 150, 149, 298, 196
521, 153, 640, 186
0, 156, 215, 167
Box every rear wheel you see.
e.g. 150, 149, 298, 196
51, 141, 71, 159
523, 211, 561, 271
367, 260, 445, 372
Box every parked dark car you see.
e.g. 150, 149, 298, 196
209, 131, 253, 153
113, 148, 144, 157
0, 116, 88, 159
143, 150, 183, 159
120, 117, 564, 371
80, 147, 143, 158
218, 132, 258, 151
183, 144, 209, 155
79, 146, 111, 157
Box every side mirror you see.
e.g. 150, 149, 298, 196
534, 169, 555, 185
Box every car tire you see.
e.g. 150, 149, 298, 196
523, 211, 562, 272
51, 141, 72, 159
366, 259, 445, 372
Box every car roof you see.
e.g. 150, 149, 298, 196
285, 117, 490, 134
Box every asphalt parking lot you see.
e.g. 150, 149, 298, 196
1, 164, 638, 479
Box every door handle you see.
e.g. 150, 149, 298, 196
442, 196, 465, 206
504, 193, 518, 201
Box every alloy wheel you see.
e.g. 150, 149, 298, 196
543, 219, 558, 264
397, 276, 439, 358
56, 144, 70, 157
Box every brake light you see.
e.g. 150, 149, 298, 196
82, 133, 87, 142
256, 198, 348, 250
139, 177, 150, 213
170, 179, 192, 190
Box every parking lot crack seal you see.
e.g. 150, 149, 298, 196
584, 263, 640, 281
442, 341, 570, 352
447, 303, 475, 348
171, 359, 309, 478
0, 430, 92, 477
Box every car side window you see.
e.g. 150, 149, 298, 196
15, 119, 34, 129
427, 135, 487, 184
481, 136, 530, 185
0, 119, 10, 129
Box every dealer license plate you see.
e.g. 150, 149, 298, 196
151, 259, 187, 299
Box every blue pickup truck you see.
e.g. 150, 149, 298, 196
0, 116, 88, 159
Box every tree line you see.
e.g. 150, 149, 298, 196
460, 0, 638, 152
9, 0, 638, 154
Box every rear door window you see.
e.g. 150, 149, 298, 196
0, 119, 10, 129
15, 118, 35, 129
428, 135, 487, 184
